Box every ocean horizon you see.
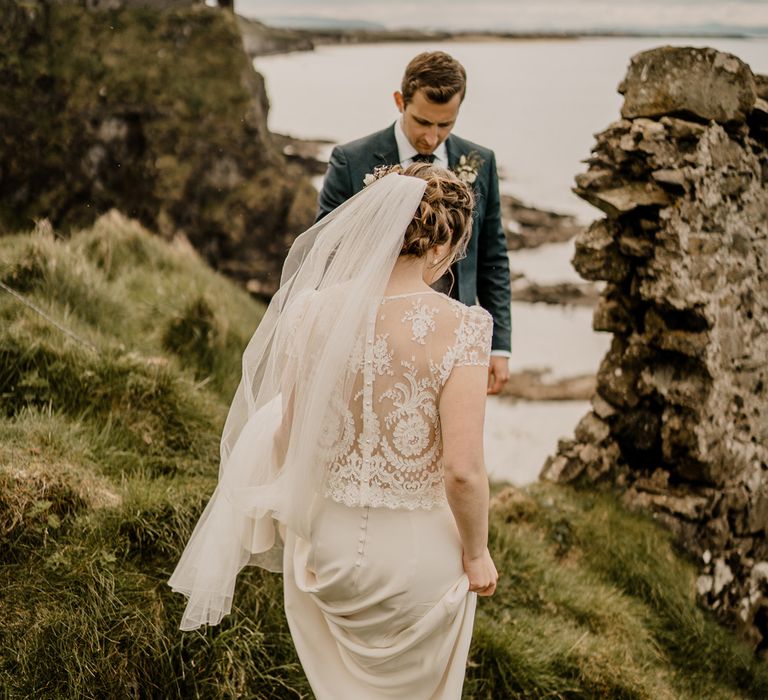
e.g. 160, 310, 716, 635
236, 0, 768, 37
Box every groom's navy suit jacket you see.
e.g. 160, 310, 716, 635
316, 124, 512, 354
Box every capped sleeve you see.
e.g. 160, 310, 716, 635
452, 305, 493, 368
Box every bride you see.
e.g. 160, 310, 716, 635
169, 162, 498, 699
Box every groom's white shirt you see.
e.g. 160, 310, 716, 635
394, 118, 511, 360
394, 118, 449, 168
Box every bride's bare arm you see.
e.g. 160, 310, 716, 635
439, 364, 498, 596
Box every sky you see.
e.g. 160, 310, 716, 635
234, 0, 768, 36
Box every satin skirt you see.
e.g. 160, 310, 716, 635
283, 497, 477, 700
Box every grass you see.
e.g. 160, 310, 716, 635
465, 486, 768, 699
1, 216, 766, 698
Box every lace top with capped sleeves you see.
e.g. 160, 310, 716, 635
318, 291, 493, 510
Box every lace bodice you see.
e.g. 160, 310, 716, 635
314, 291, 493, 510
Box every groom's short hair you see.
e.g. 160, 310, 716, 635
401, 51, 467, 106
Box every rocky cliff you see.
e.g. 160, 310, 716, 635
0, 1, 316, 293
236, 15, 315, 56
542, 46, 768, 655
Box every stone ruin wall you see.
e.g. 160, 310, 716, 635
541, 46, 768, 654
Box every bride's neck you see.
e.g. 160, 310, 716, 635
384, 255, 432, 296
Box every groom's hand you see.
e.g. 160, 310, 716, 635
487, 355, 509, 395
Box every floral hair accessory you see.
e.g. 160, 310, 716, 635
453, 152, 483, 185
363, 164, 402, 187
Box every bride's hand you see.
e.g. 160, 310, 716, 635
463, 548, 498, 596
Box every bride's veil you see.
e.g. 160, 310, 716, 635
168, 172, 428, 630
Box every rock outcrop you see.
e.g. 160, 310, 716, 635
237, 16, 315, 57
510, 279, 601, 307
0, 1, 316, 294
542, 46, 768, 654
501, 194, 582, 251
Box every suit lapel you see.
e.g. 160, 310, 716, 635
445, 135, 460, 170
371, 123, 400, 167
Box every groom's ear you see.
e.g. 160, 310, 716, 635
393, 91, 405, 113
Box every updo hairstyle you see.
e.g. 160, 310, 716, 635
399, 162, 475, 264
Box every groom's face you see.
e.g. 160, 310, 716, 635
394, 89, 461, 155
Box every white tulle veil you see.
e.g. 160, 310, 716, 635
168, 172, 428, 630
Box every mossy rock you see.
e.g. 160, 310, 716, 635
0, 1, 315, 292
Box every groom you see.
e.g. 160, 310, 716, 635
316, 51, 512, 393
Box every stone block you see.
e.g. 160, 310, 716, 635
687, 233, 723, 256
596, 340, 641, 409
619, 46, 757, 123
660, 116, 707, 141
574, 168, 616, 191
751, 97, 768, 127
756, 74, 768, 101
573, 220, 632, 282
661, 406, 707, 470
713, 557, 735, 595
748, 486, 768, 533
698, 127, 748, 170
706, 517, 732, 550
697, 574, 714, 596
593, 296, 633, 335
644, 308, 711, 359
574, 182, 671, 218
751, 562, 768, 591
651, 168, 688, 191
574, 412, 611, 444
614, 407, 661, 452
618, 230, 655, 258
591, 392, 618, 419
585, 449, 615, 480
540, 454, 586, 483
633, 468, 670, 494
640, 362, 712, 410
628, 489, 710, 520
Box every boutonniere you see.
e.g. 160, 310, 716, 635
453, 152, 483, 185
363, 164, 399, 187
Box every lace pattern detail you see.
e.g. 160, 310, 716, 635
372, 333, 394, 375
321, 293, 493, 510
403, 298, 439, 344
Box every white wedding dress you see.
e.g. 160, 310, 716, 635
168, 174, 494, 698
282, 289, 493, 699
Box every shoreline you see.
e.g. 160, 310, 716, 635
238, 16, 764, 58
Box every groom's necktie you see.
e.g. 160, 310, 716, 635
412, 153, 436, 164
